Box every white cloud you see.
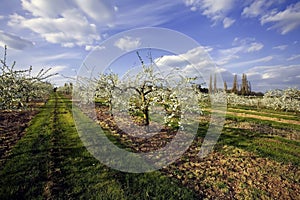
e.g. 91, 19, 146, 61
21, 0, 68, 18
203, 45, 214, 52
74, 0, 114, 22
111, 1, 182, 29
224, 56, 273, 69
219, 47, 241, 56
7, 0, 184, 49
35, 52, 82, 63
156, 54, 186, 68
241, 1, 300, 34
246, 64, 300, 91
287, 54, 300, 61
7, 0, 117, 48
8, 10, 100, 48
20, 0, 114, 22
273, 45, 288, 50
154, 47, 217, 84
190, 6, 197, 12
216, 37, 264, 65
247, 42, 264, 52
0, 30, 34, 50
48, 65, 68, 74
223, 17, 235, 28
233, 38, 264, 52
215, 52, 243, 66
114, 36, 141, 51
183, 0, 236, 25
180, 46, 212, 65
85, 45, 106, 51
261, 2, 300, 34
242, 0, 273, 18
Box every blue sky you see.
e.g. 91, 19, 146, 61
0, 0, 299, 92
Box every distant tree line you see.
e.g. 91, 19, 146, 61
194, 73, 263, 96
58, 82, 73, 95
228, 73, 252, 95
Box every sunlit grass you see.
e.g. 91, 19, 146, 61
227, 107, 300, 121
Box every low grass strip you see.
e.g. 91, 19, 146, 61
219, 126, 300, 166
197, 113, 300, 165
0, 96, 53, 199
226, 111, 300, 126
227, 107, 300, 121
225, 114, 300, 132
228, 105, 300, 116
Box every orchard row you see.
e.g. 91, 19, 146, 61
0, 46, 55, 110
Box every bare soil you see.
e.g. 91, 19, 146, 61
0, 110, 39, 169
95, 105, 178, 153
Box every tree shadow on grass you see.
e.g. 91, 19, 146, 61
215, 126, 300, 165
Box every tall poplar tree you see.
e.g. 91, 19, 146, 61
224, 81, 228, 92
231, 74, 238, 94
209, 74, 213, 93
241, 73, 250, 95
214, 73, 217, 93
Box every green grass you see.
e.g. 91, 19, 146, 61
227, 107, 300, 121
228, 104, 300, 116
218, 114, 300, 165
193, 112, 300, 166
225, 114, 300, 131
218, 126, 300, 165
0, 93, 197, 199
0, 94, 54, 199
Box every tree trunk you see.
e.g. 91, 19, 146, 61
143, 107, 149, 126
108, 94, 113, 116
143, 107, 150, 132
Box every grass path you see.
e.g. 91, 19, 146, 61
228, 107, 300, 120
226, 110, 300, 125
204, 107, 300, 126
0, 93, 197, 199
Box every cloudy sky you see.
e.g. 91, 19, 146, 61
0, 0, 299, 92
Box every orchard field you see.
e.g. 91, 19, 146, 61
1, 48, 300, 199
